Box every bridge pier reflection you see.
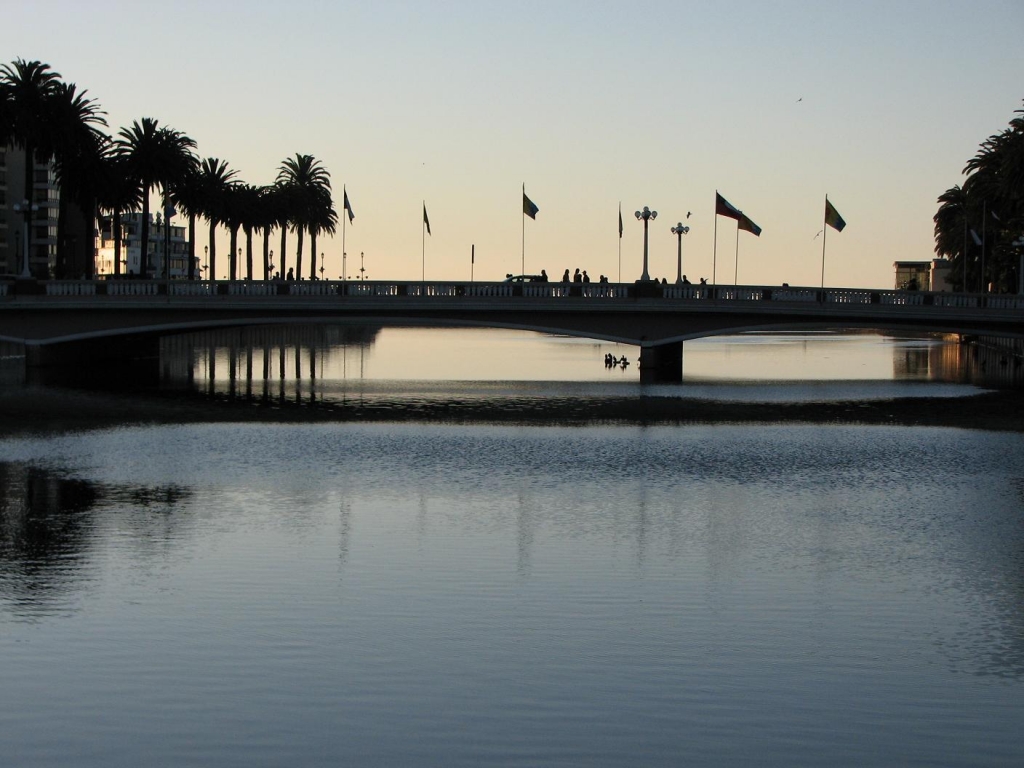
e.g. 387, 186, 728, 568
639, 341, 683, 384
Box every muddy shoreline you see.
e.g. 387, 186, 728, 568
1, 385, 1022, 435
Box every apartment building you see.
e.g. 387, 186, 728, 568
95, 211, 192, 278
0, 145, 59, 277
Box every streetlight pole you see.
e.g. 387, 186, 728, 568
204, 245, 209, 280
360, 251, 365, 281
634, 206, 657, 282
671, 222, 690, 284
12, 199, 39, 278
320, 252, 325, 281
269, 250, 275, 278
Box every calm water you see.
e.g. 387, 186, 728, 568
1, 330, 1023, 766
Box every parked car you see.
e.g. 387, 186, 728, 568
503, 274, 546, 282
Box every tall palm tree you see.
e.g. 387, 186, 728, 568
169, 165, 205, 279
276, 153, 331, 280
196, 157, 236, 280
95, 143, 141, 277
48, 81, 108, 278
307, 185, 338, 280
117, 117, 197, 277
234, 183, 264, 279
0, 59, 62, 275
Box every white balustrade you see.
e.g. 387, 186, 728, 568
106, 281, 160, 296
46, 281, 97, 296
771, 289, 818, 302
171, 281, 214, 296
825, 289, 872, 304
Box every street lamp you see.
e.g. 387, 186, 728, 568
320, 252, 325, 280
269, 250, 275, 277
360, 251, 365, 280
635, 206, 657, 282
671, 222, 690, 285
204, 245, 209, 280
12, 198, 39, 278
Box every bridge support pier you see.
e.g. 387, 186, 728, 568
639, 341, 683, 384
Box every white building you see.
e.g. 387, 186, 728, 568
95, 212, 192, 278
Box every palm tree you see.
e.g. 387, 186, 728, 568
169, 165, 205, 279
48, 81, 108, 278
117, 117, 197, 277
196, 158, 237, 280
276, 154, 331, 279
307, 185, 338, 280
95, 143, 141, 277
0, 59, 62, 275
234, 183, 264, 279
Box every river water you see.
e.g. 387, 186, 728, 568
1, 329, 1022, 766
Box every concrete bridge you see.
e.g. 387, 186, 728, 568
1, 278, 1022, 382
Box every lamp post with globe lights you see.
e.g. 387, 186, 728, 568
635, 206, 657, 282
671, 222, 690, 285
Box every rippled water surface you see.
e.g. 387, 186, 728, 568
1, 422, 1023, 766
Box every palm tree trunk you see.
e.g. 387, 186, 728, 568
113, 209, 122, 276
279, 227, 287, 277
296, 229, 304, 280
188, 214, 197, 279
310, 230, 318, 280
208, 218, 217, 281
244, 226, 253, 279
229, 226, 239, 280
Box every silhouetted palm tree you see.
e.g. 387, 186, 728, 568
0, 59, 62, 275
117, 117, 197, 277
307, 185, 338, 280
276, 154, 331, 279
234, 183, 264, 279
170, 165, 206, 279
48, 81, 108, 278
196, 158, 237, 280
95, 143, 141, 277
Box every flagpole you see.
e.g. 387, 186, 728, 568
821, 195, 828, 289
713, 191, 718, 285
618, 202, 622, 283
422, 200, 426, 283
341, 185, 347, 283
522, 183, 526, 275
734, 224, 740, 286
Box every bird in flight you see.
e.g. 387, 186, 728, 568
686, 211, 692, 219
796, 97, 803, 102
813, 229, 823, 240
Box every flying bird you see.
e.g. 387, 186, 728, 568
686, 211, 692, 219
796, 97, 803, 102
813, 229, 823, 240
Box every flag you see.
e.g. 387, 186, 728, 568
737, 212, 762, 237
618, 204, 623, 238
715, 192, 742, 220
343, 188, 354, 223
824, 198, 846, 232
423, 203, 431, 235
523, 188, 539, 219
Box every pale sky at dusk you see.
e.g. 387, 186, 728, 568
4, 0, 1022, 287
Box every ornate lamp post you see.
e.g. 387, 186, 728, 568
634, 206, 657, 282
269, 250, 275, 277
320, 252, 325, 281
12, 198, 39, 278
671, 222, 690, 284
359, 251, 365, 281
204, 245, 208, 280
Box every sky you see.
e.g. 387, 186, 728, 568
4, 0, 1023, 287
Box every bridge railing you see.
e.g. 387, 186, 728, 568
6, 279, 1024, 317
